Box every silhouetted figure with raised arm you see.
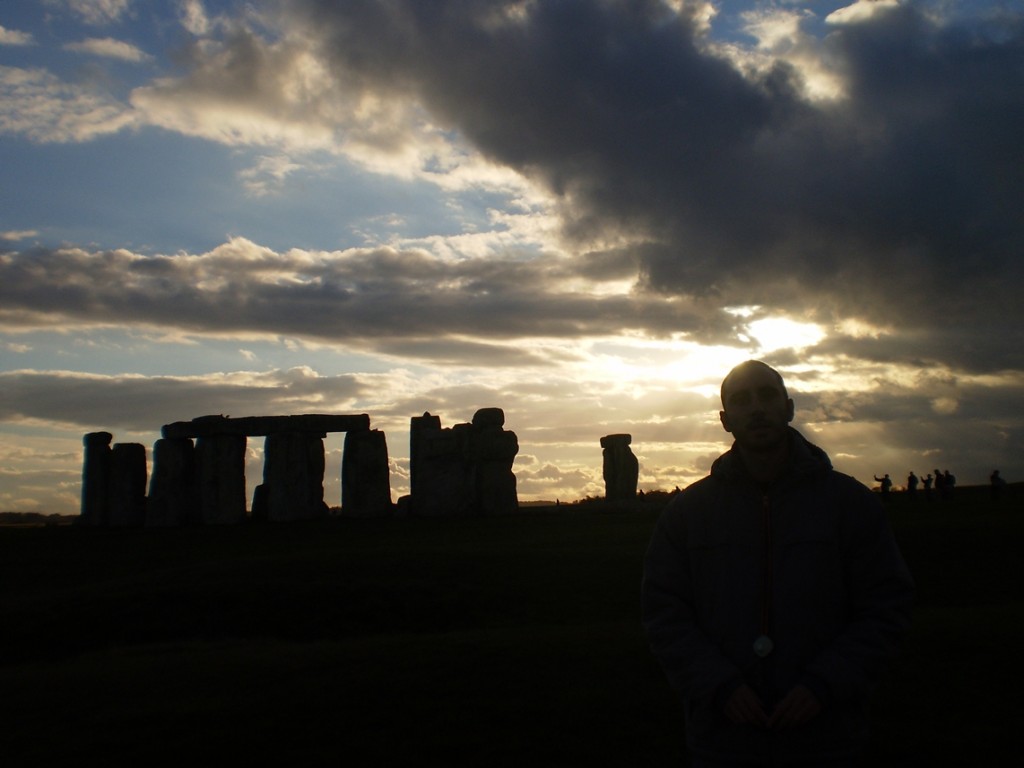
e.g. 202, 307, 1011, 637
907, 471, 918, 499
642, 361, 914, 767
874, 473, 893, 499
922, 473, 934, 501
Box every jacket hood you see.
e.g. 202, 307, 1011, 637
711, 427, 833, 487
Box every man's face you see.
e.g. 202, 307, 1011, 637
719, 365, 795, 453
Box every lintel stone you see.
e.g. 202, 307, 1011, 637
162, 414, 370, 439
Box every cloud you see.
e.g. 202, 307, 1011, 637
4, 2, 1021, 378
268, 0, 1023, 374
127, 13, 544, 201
64, 37, 153, 62
238, 153, 306, 196
1, 230, 39, 241
0, 238, 728, 365
0, 65, 137, 142
826, 0, 901, 26
179, 0, 213, 36
54, 0, 134, 26
0, 25, 34, 46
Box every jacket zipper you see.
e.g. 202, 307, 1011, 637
761, 492, 774, 642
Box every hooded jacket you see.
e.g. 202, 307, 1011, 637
642, 429, 914, 764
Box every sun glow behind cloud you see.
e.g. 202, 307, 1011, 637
746, 316, 827, 354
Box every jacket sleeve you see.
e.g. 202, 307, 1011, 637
641, 502, 743, 701
803, 482, 915, 702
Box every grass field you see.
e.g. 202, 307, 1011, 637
1, 490, 1021, 766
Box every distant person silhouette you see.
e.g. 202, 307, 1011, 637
922, 473, 934, 501
943, 470, 956, 500
990, 470, 1006, 501
874, 473, 893, 498
934, 469, 946, 500
907, 471, 919, 498
642, 360, 914, 767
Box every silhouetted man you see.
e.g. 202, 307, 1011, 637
874, 473, 893, 498
907, 471, 918, 498
642, 360, 914, 767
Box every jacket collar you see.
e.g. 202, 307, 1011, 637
711, 427, 832, 490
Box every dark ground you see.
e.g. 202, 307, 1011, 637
1, 486, 1021, 766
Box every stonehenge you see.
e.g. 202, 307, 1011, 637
80, 410, 642, 525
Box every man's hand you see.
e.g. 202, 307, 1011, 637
767, 684, 822, 729
722, 683, 769, 727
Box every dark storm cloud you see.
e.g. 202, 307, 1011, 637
0, 240, 732, 362
282, 0, 1024, 372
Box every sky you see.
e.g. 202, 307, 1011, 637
2, 0, 1022, 516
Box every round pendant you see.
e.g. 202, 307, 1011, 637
753, 635, 774, 658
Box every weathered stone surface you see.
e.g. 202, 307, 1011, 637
601, 433, 638, 501
108, 443, 147, 527
81, 432, 113, 526
255, 432, 328, 522
342, 429, 392, 517
147, 438, 198, 527
196, 434, 247, 525
162, 414, 370, 439
409, 409, 518, 516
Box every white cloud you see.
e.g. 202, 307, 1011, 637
826, 0, 902, 26
179, 0, 212, 36
238, 153, 306, 196
127, 20, 541, 200
58, 0, 134, 26
1, 230, 39, 241
0, 66, 137, 143
64, 37, 152, 63
723, 7, 846, 101
0, 25, 34, 46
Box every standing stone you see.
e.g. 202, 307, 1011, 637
81, 432, 113, 526
196, 434, 248, 524
257, 432, 328, 522
410, 412, 443, 505
408, 409, 519, 516
601, 434, 638, 501
342, 429, 392, 517
147, 438, 198, 527
412, 416, 473, 516
108, 443, 147, 527
470, 409, 519, 515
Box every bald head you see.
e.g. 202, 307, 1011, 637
720, 360, 788, 408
